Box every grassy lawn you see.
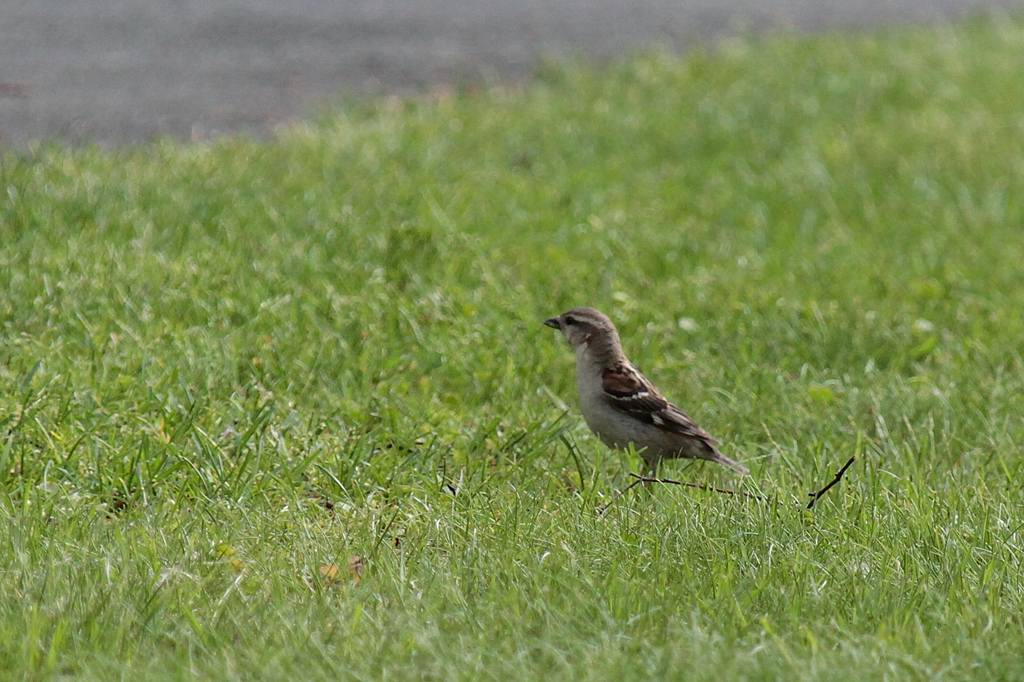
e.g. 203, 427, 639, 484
3, 16, 1024, 680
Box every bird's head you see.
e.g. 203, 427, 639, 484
544, 307, 618, 351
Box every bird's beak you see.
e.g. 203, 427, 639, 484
543, 317, 561, 329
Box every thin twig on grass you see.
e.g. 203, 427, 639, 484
597, 472, 765, 514
597, 457, 858, 515
596, 477, 647, 515
806, 457, 856, 509
628, 473, 766, 501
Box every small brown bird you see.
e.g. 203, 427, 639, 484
545, 307, 748, 476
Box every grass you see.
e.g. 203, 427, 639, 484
3, 16, 1024, 680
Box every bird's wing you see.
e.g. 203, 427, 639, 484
601, 363, 719, 448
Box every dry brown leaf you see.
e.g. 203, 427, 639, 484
319, 563, 340, 584
348, 555, 365, 584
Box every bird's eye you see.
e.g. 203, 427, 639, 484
564, 316, 576, 326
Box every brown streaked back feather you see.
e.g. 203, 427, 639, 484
600, 362, 719, 454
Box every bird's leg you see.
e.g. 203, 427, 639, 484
597, 452, 656, 514
640, 455, 661, 492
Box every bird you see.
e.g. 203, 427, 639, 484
544, 307, 749, 476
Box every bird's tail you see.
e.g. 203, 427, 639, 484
713, 452, 750, 476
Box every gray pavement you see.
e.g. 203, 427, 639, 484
1, 0, 1019, 147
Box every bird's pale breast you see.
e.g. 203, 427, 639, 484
575, 356, 649, 450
